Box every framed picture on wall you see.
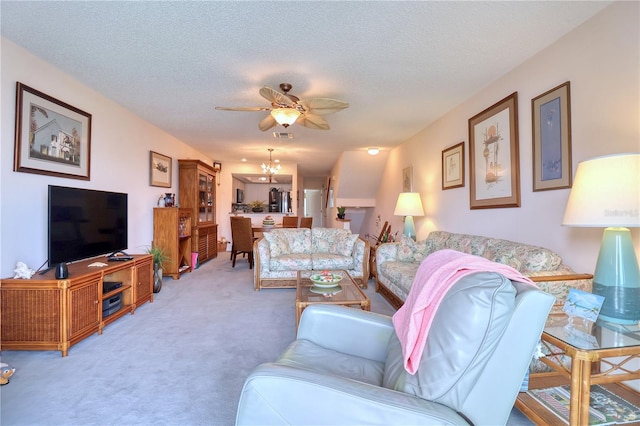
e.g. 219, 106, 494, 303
442, 142, 465, 190
532, 81, 572, 191
13, 82, 92, 180
402, 166, 413, 192
468, 92, 521, 209
150, 151, 172, 187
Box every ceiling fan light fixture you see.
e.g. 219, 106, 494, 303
270, 108, 301, 127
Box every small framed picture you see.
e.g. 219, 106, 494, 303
563, 288, 604, 323
442, 142, 464, 190
532, 81, 572, 191
402, 166, 413, 192
150, 151, 172, 187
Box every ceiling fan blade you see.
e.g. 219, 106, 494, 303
215, 106, 271, 111
259, 86, 296, 107
299, 98, 349, 116
258, 114, 278, 131
297, 113, 330, 130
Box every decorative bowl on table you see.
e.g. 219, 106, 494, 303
262, 216, 275, 227
309, 271, 343, 288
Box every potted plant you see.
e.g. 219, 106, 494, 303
146, 245, 168, 293
249, 200, 266, 212
337, 206, 346, 219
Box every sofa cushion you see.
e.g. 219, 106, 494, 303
312, 228, 356, 254
270, 254, 314, 272
397, 235, 429, 263
263, 231, 290, 257
382, 271, 516, 405
330, 233, 359, 256
282, 229, 313, 254
311, 253, 354, 270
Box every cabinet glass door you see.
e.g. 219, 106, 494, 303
206, 174, 214, 222
198, 173, 207, 222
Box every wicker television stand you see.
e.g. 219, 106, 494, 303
0, 254, 153, 356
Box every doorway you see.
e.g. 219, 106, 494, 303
303, 189, 323, 228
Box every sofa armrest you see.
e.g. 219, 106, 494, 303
297, 305, 394, 363
352, 237, 370, 283
525, 271, 593, 314
236, 363, 470, 426
375, 242, 399, 265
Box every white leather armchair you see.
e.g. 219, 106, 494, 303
236, 272, 554, 425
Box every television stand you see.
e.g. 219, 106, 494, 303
0, 254, 153, 356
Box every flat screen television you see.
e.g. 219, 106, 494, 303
48, 185, 128, 266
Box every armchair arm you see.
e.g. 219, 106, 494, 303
236, 363, 469, 426
297, 305, 394, 363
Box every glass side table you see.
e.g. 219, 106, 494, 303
516, 314, 640, 425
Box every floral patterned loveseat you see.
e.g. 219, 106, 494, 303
375, 231, 592, 313
253, 228, 369, 290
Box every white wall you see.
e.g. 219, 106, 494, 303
0, 38, 211, 277
366, 2, 639, 274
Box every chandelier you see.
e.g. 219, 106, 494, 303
261, 148, 281, 183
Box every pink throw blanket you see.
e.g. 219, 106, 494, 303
392, 249, 536, 374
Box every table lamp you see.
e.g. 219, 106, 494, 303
394, 192, 424, 241
562, 153, 640, 324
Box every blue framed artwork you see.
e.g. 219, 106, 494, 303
532, 81, 572, 191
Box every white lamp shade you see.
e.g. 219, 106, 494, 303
562, 153, 639, 227
270, 108, 301, 126
394, 192, 425, 217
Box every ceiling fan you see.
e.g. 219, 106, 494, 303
215, 83, 349, 131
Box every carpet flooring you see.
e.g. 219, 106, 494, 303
0, 253, 533, 425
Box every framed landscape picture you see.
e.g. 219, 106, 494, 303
468, 92, 520, 209
442, 142, 464, 190
150, 151, 172, 187
532, 81, 572, 191
13, 82, 92, 180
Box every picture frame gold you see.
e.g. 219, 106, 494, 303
13, 82, 92, 180
442, 142, 464, 190
532, 81, 572, 191
468, 92, 520, 209
150, 151, 172, 188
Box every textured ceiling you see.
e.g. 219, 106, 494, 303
1, 1, 610, 177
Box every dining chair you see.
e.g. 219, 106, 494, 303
299, 217, 312, 228
230, 216, 255, 269
282, 216, 299, 228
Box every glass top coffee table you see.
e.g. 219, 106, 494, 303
516, 313, 640, 425
296, 270, 370, 330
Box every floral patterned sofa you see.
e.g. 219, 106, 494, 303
253, 228, 369, 290
375, 231, 592, 314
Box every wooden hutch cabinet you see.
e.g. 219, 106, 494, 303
153, 207, 192, 279
0, 255, 153, 356
178, 159, 218, 265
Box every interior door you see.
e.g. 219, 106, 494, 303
304, 189, 323, 228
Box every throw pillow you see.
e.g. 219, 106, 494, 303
263, 231, 290, 257
397, 235, 428, 263
329, 233, 359, 257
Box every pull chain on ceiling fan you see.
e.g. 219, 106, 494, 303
215, 83, 349, 131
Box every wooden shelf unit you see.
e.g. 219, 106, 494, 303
153, 207, 192, 279
178, 159, 218, 265
0, 254, 153, 356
